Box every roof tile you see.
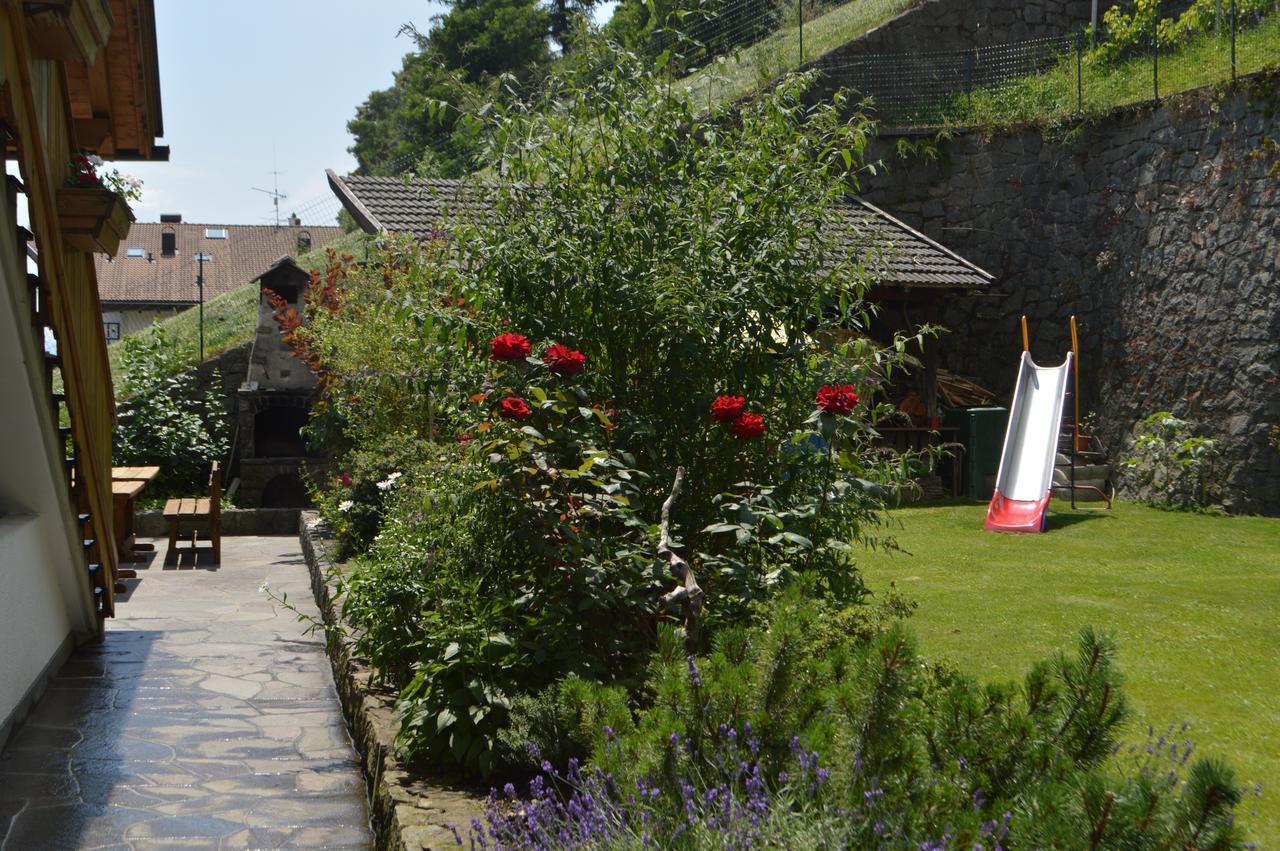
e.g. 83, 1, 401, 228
328, 172, 992, 290
95, 222, 345, 305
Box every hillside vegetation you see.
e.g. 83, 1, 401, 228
948, 12, 1280, 128
105, 230, 369, 382
679, 0, 916, 105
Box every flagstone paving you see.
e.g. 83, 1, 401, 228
0, 536, 373, 850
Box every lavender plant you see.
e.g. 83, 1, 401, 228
489, 591, 1251, 849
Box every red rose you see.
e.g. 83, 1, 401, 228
545, 343, 586, 376
711, 395, 747, 423
730, 413, 765, 440
457, 432, 473, 444
499, 397, 532, 420
337, 471, 352, 488
490, 332, 532, 361
816, 384, 860, 415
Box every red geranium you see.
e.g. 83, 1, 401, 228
710, 395, 747, 423
730, 413, 766, 440
816, 384, 860, 415
490, 332, 532, 361
545, 343, 586, 376
499, 397, 532, 420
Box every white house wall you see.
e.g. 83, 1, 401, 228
0, 153, 99, 741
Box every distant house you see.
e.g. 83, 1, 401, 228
94, 216, 344, 339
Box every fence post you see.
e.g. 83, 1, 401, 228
798, 0, 805, 64
1230, 0, 1237, 82
1076, 31, 1084, 114
963, 51, 975, 113
1153, 0, 1160, 100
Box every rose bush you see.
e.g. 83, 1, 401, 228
303, 48, 946, 777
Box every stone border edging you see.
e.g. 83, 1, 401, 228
299, 511, 483, 850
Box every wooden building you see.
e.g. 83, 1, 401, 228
0, 0, 165, 744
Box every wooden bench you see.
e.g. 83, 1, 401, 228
163, 462, 221, 566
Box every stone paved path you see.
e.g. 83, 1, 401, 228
0, 536, 373, 850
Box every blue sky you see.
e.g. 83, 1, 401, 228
124, 1, 617, 227
126, 1, 445, 226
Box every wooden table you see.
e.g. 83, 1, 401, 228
111, 466, 159, 564
112, 465, 160, 481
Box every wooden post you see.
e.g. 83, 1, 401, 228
1070, 314, 1081, 451
923, 298, 940, 421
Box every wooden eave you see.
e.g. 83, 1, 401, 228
60, 0, 165, 160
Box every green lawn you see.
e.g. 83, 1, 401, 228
679, 0, 917, 106
858, 501, 1280, 843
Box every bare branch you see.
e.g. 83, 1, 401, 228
656, 466, 704, 647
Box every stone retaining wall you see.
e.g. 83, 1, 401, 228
299, 513, 483, 850
860, 74, 1280, 513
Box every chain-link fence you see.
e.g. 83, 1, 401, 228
814, 0, 1279, 129
673, 0, 914, 106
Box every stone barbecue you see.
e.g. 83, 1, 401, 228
235, 257, 324, 508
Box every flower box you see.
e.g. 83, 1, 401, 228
56, 186, 134, 255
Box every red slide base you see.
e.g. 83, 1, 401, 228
984, 489, 1051, 533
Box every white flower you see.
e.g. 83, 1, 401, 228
337, 499, 354, 512
87, 154, 104, 167
376, 471, 402, 491
258, 581, 270, 594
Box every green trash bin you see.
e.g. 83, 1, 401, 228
942, 406, 1009, 499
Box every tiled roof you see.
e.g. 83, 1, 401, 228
328, 171, 992, 290
95, 222, 346, 305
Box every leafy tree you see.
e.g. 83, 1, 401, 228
347, 48, 482, 177
432, 0, 552, 80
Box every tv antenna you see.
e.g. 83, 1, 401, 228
251, 164, 287, 227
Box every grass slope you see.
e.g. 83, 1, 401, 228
933, 14, 1280, 127
858, 501, 1280, 843
679, 0, 916, 105
106, 230, 369, 379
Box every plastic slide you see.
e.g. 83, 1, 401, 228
984, 351, 1073, 533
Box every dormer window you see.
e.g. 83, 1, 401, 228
205, 228, 228, 239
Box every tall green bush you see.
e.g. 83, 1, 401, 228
112, 324, 227, 496
454, 44, 919, 533
306, 47, 934, 777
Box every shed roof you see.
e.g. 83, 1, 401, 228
95, 222, 344, 306
327, 171, 993, 291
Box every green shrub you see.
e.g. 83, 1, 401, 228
1122, 411, 1222, 510
501, 591, 1247, 848
313, 432, 434, 560
112, 323, 228, 496
1093, 0, 1275, 64
312, 48, 942, 778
